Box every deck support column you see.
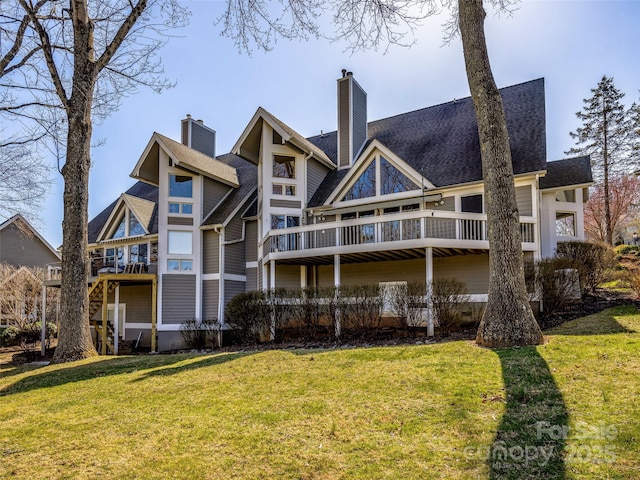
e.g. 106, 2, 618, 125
300, 265, 307, 289
114, 284, 120, 356
151, 277, 157, 353
101, 279, 108, 355
334, 254, 341, 339
269, 260, 276, 290
41, 284, 46, 356
425, 247, 434, 337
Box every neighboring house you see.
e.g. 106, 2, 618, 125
0, 215, 61, 327
83, 72, 592, 352
0, 214, 61, 269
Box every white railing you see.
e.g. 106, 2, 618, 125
268, 210, 537, 254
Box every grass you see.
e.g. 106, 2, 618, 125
1, 307, 639, 479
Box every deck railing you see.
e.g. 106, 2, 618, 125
268, 210, 537, 254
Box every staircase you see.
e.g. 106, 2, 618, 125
88, 279, 120, 354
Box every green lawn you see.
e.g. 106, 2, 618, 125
1, 307, 639, 479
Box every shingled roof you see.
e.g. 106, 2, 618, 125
202, 154, 257, 226
308, 78, 547, 207
539, 156, 593, 190
88, 181, 158, 244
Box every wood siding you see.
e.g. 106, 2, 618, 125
161, 274, 196, 324
203, 178, 231, 219
246, 267, 258, 291
307, 158, 331, 202
245, 221, 258, 262
225, 242, 245, 275
270, 199, 302, 209
516, 185, 533, 216
202, 279, 219, 320
224, 280, 246, 305
202, 230, 220, 274
0, 223, 59, 268
338, 79, 350, 169
119, 285, 152, 324
168, 216, 194, 226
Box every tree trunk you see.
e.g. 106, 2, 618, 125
458, 0, 543, 347
51, 1, 98, 363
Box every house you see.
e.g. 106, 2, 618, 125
0, 214, 61, 328
82, 72, 592, 352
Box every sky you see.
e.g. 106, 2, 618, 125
35, 0, 640, 247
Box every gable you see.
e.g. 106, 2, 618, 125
326, 141, 431, 206
0, 217, 60, 268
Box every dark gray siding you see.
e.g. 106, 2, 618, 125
224, 280, 246, 305
225, 241, 245, 276
245, 221, 258, 262
168, 216, 194, 226
351, 79, 367, 160
246, 267, 258, 291
203, 230, 220, 274
270, 199, 302, 209
226, 215, 243, 241
123, 328, 151, 347
203, 178, 231, 219
0, 223, 59, 268
307, 158, 331, 203
190, 121, 216, 158
338, 79, 350, 169
161, 274, 196, 324
202, 279, 219, 320
516, 185, 533, 216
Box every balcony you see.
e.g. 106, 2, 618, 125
265, 210, 537, 260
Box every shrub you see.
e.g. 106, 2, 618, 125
626, 268, 640, 299
535, 257, 581, 315
295, 287, 337, 340
267, 288, 299, 342
387, 281, 429, 335
431, 278, 469, 336
0, 321, 57, 350
0, 326, 20, 346
556, 241, 615, 295
615, 244, 640, 257
340, 284, 383, 334
225, 291, 271, 344
179, 317, 220, 350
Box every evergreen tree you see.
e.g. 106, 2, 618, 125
567, 76, 634, 245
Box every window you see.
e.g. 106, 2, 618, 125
271, 215, 300, 229
111, 216, 126, 239
169, 174, 193, 198
129, 214, 145, 236
129, 243, 148, 264
461, 194, 483, 213
380, 157, 418, 195
105, 247, 125, 269
272, 184, 296, 196
273, 155, 296, 178
556, 212, 576, 237
167, 259, 192, 272
168, 202, 193, 214
168, 230, 192, 255
343, 161, 376, 201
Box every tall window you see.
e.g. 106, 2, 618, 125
273, 155, 296, 178
341, 156, 419, 202
380, 157, 417, 195
169, 174, 193, 198
461, 194, 483, 213
129, 214, 145, 236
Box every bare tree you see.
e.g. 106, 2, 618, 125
1, 0, 188, 362
584, 175, 640, 244
219, 0, 542, 347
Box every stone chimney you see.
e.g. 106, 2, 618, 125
337, 69, 367, 170
181, 114, 216, 158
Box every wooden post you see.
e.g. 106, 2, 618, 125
101, 279, 108, 355
41, 285, 47, 357
114, 284, 120, 356
151, 277, 157, 353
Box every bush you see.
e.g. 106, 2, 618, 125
431, 278, 469, 336
556, 241, 615, 295
615, 244, 640, 257
340, 284, 383, 334
535, 257, 581, 315
294, 287, 337, 340
224, 291, 271, 344
387, 281, 429, 335
625, 268, 640, 299
267, 288, 299, 342
0, 321, 57, 350
179, 318, 220, 349
0, 326, 20, 346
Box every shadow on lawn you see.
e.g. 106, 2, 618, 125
489, 347, 569, 480
0, 351, 250, 397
